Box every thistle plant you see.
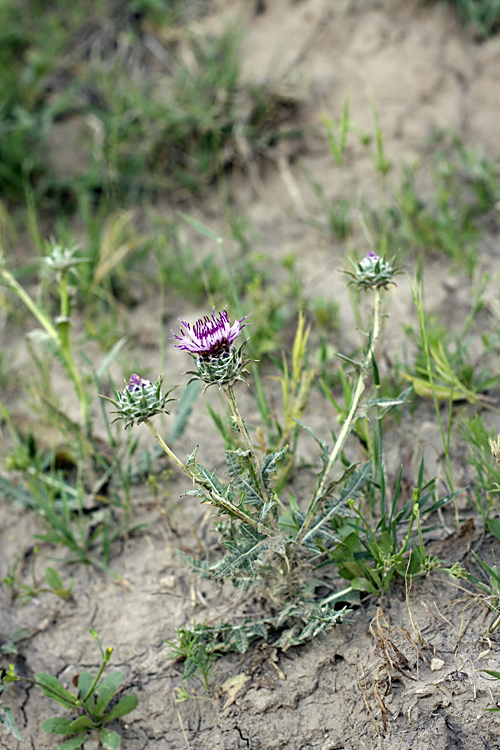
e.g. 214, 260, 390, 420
104, 255, 424, 612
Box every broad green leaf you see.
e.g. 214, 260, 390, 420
401, 373, 469, 402
349, 577, 378, 594
95, 672, 122, 715
45, 566, 64, 590
104, 694, 137, 722
40, 717, 75, 735
77, 672, 95, 710
57, 734, 88, 750
488, 517, 500, 542
35, 674, 77, 709
98, 726, 121, 749
68, 716, 95, 731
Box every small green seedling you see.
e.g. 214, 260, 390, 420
1, 629, 137, 749
3, 547, 75, 604
164, 624, 215, 701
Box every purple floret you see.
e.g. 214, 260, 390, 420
172, 307, 249, 356
126, 374, 151, 392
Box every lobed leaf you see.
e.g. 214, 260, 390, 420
214, 524, 268, 579
0, 705, 24, 741
261, 445, 289, 488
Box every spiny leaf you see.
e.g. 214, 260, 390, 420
338, 462, 372, 502
214, 524, 268, 579
226, 449, 261, 505
261, 445, 289, 487
258, 500, 277, 530
295, 420, 330, 484
365, 386, 412, 413
0, 475, 36, 508
0, 705, 24, 741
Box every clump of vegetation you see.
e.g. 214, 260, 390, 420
0, 0, 299, 208
1, 630, 137, 747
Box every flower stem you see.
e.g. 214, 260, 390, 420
298, 288, 382, 542
81, 647, 113, 704
223, 384, 268, 502
0, 268, 59, 344
57, 271, 90, 433
143, 418, 264, 532
1, 267, 90, 436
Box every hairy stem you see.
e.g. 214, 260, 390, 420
298, 288, 382, 542
223, 384, 268, 502
143, 418, 263, 531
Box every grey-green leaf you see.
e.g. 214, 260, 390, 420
0, 705, 24, 741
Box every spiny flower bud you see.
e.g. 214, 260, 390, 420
346, 251, 400, 290
172, 307, 251, 389
103, 374, 177, 429
42, 244, 88, 279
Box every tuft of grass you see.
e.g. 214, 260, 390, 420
0, 2, 300, 211
445, 0, 500, 38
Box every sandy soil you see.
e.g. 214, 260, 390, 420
2, 1, 500, 748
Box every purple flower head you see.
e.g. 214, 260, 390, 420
172, 307, 249, 357
126, 374, 152, 392
365, 251, 379, 261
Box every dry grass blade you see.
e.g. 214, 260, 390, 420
355, 641, 382, 737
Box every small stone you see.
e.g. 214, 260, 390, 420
431, 658, 445, 671
159, 575, 176, 589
